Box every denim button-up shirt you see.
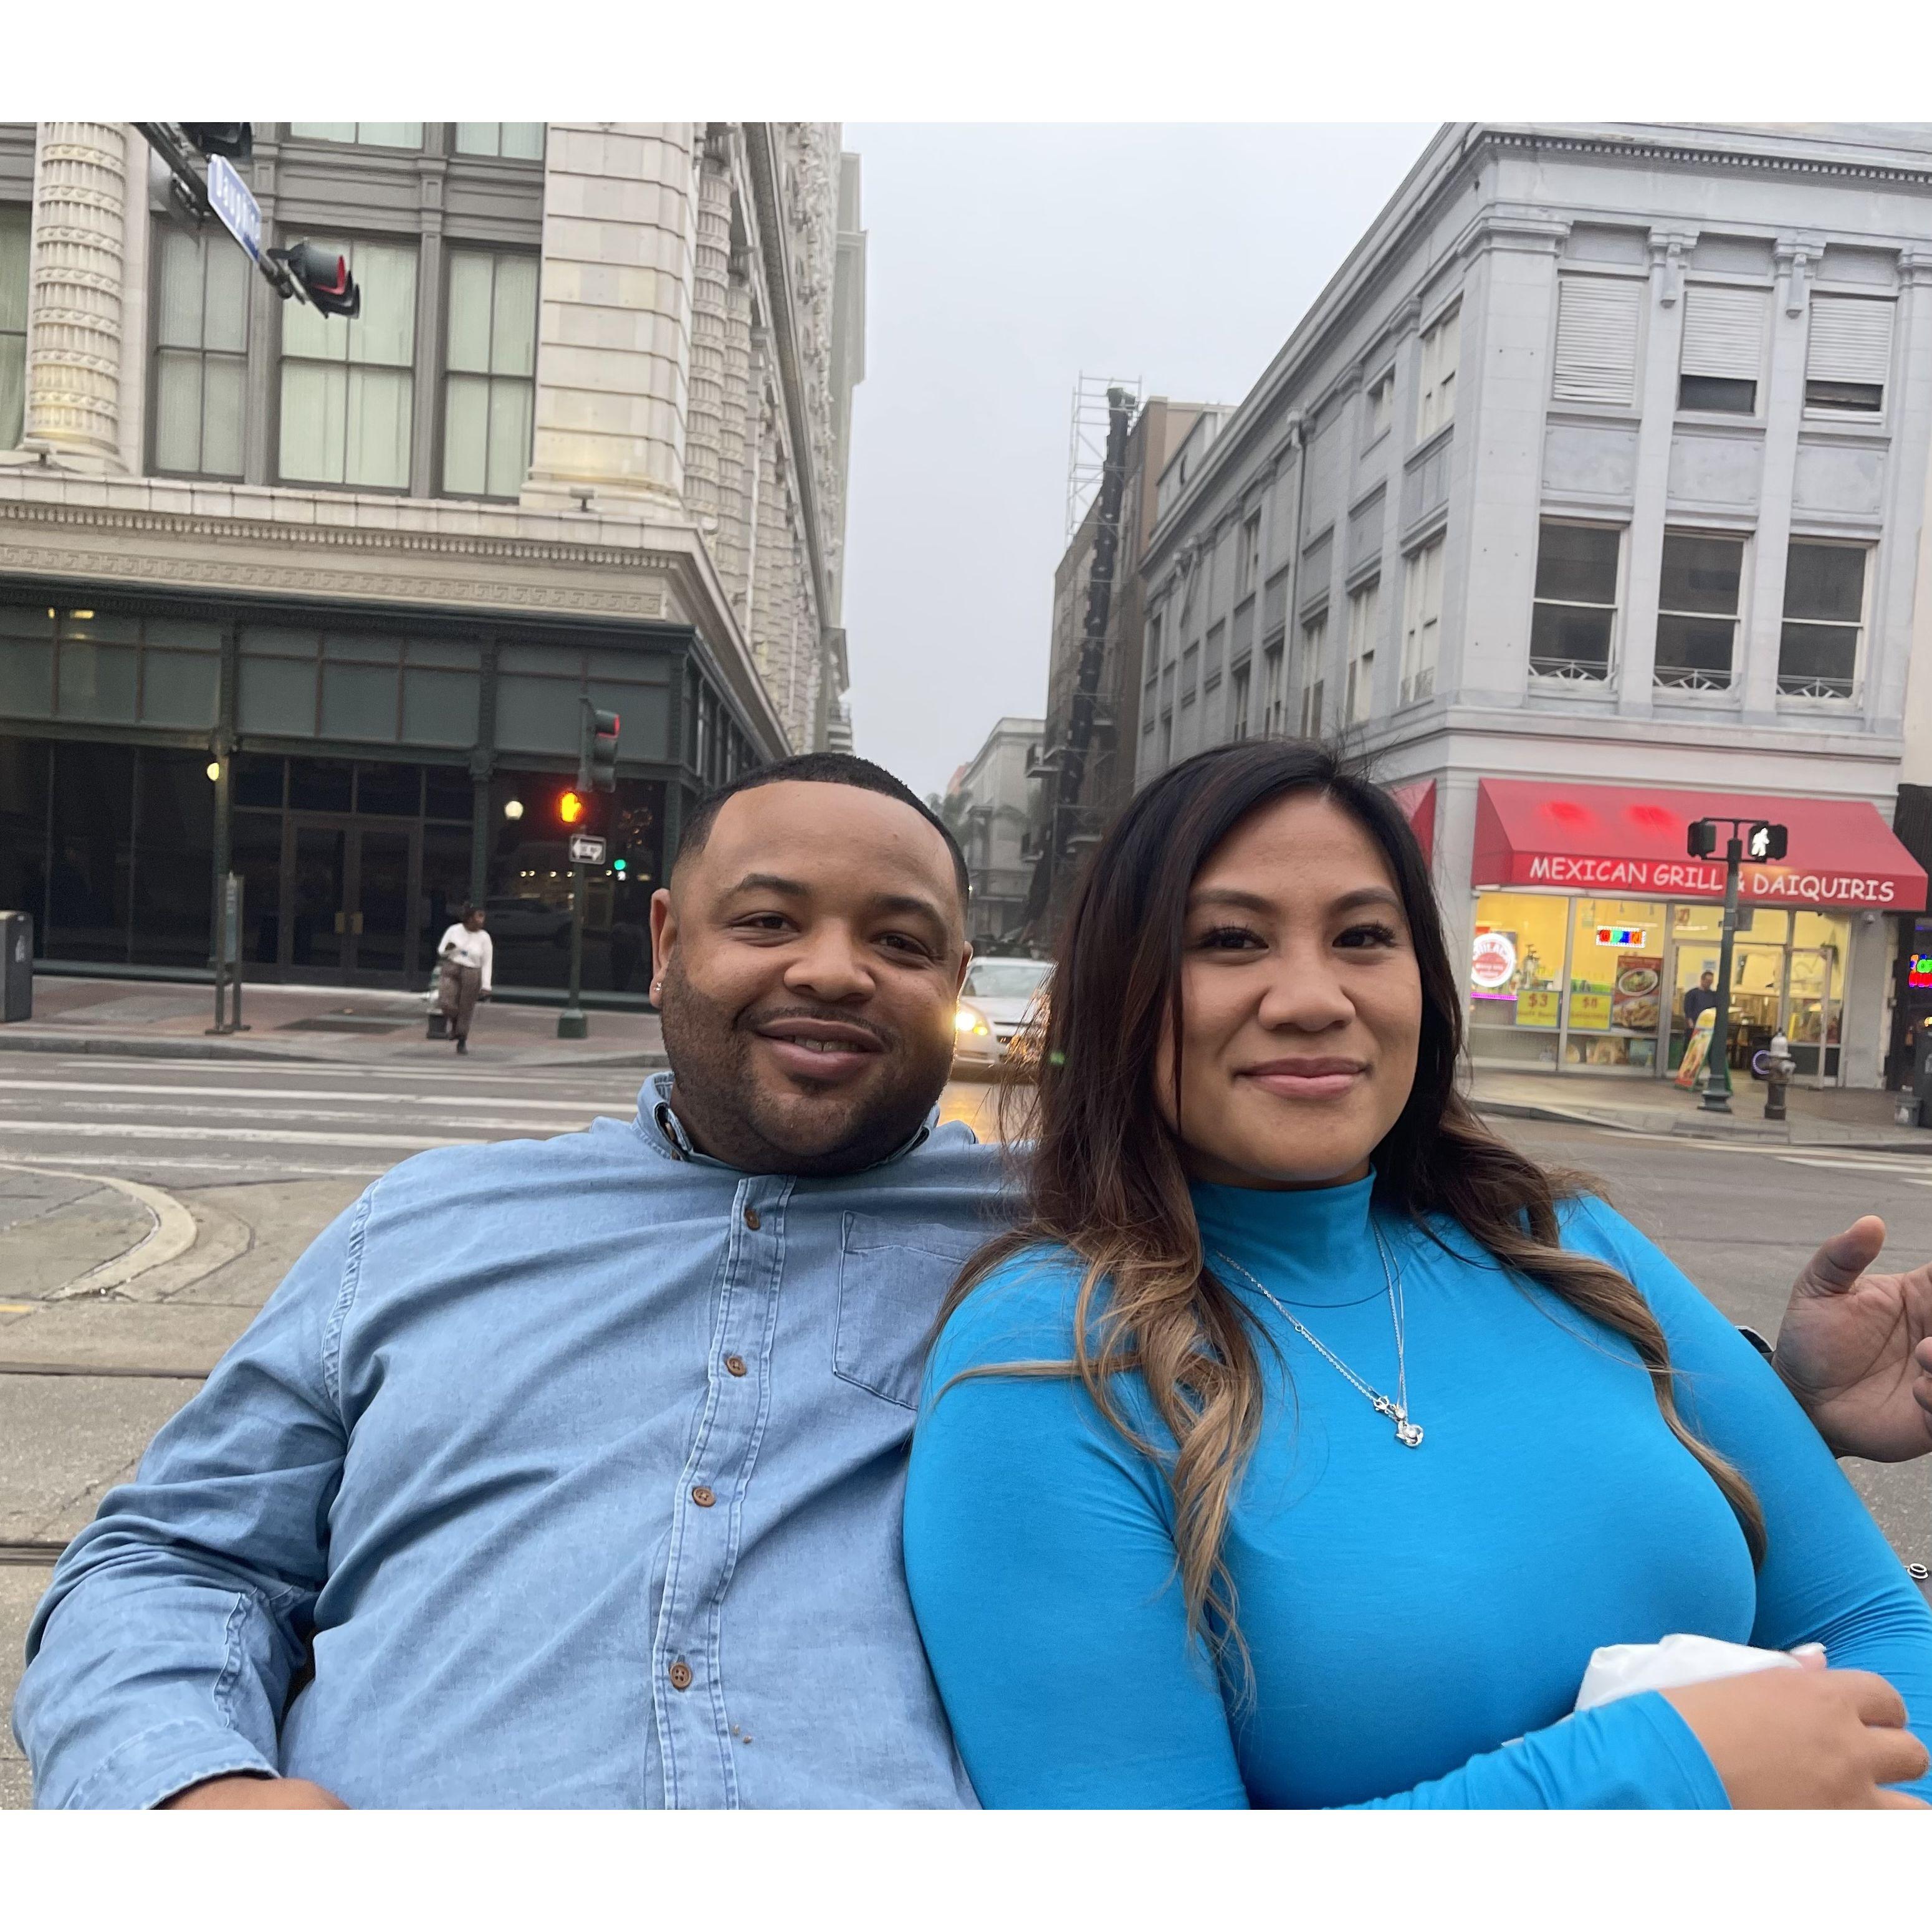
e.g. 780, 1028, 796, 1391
16, 1075, 1010, 1809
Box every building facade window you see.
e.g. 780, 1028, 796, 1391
453, 123, 545, 160
279, 238, 418, 490
1417, 302, 1460, 439
1345, 578, 1379, 724
151, 226, 249, 479
1365, 367, 1394, 441
1298, 611, 1327, 736
0, 203, 26, 449
1678, 284, 1767, 414
1261, 638, 1284, 737
1805, 295, 1893, 416
1229, 659, 1251, 740
1552, 274, 1642, 408
287, 123, 424, 150
1778, 541, 1868, 699
442, 249, 538, 499
1654, 532, 1746, 691
1529, 520, 1619, 684
1236, 512, 1261, 600
1399, 537, 1444, 704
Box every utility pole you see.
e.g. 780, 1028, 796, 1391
1686, 815, 1789, 1114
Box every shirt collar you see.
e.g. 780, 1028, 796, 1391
637, 1071, 937, 1173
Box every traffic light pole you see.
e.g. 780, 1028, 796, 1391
1701, 834, 1743, 1114
558, 863, 588, 1041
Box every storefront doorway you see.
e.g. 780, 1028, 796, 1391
284, 818, 419, 982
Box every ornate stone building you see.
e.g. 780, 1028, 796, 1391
0, 122, 865, 997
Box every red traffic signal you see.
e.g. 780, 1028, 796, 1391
578, 702, 621, 793
270, 241, 361, 319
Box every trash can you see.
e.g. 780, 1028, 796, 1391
0, 911, 31, 1023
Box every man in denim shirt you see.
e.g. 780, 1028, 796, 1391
18, 753, 1932, 1808
17, 754, 1010, 1809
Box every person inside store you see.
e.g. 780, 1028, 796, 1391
904, 739, 1932, 1809
1684, 968, 1719, 1029
436, 902, 493, 1055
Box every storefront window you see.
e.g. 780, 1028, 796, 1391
1467, 891, 1569, 1068
1565, 899, 1666, 1071
486, 770, 664, 995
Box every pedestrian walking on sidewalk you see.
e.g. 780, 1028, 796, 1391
436, 904, 492, 1054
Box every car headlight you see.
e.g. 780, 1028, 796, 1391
954, 1003, 992, 1038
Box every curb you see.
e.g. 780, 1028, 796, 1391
1470, 1096, 1932, 1156
0, 1030, 671, 1073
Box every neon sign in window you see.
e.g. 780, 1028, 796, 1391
1595, 925, 1647, 949
1910, 952, 1932, 992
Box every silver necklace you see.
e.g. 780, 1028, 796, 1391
1213, 1223, 1423, 1448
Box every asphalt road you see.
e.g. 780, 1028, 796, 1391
1, 1058, 1928, 1808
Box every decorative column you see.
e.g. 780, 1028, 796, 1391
23, 122, 130, 467
686, 128, 731, 528
525, 122, 696, 510
717, 249, 753, 608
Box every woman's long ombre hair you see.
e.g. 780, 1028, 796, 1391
949, 739, 1764, 1655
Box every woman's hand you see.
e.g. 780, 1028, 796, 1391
1662, 1661, 1931, 1807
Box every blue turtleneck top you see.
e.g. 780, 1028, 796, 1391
902, 1177, 1932, 1808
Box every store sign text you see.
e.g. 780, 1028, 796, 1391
1523, 855, 1900, 904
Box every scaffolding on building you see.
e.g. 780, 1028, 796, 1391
1065, 373, 1141, 540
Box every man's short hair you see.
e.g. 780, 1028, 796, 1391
674, 752, 972, 907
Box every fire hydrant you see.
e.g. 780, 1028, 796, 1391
1762, 1031, 1796, 1122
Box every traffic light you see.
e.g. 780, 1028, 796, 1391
1686, 819, 1720, 859
269, 241, 361, 319
1746, 821, 1788, 863
557, 790, 588, 827
180, 123, 252, 161
579, 704, 621, 793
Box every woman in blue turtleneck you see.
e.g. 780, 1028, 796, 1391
902, 742, 1932, 1809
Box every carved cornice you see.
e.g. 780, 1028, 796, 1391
0, 498, 689, 578
1483, 125, 1932, 189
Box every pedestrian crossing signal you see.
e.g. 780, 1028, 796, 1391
1746, 821, 1788, 863
1687, 820, 1719, 859
558, 790, 587, 826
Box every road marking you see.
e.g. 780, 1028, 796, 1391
0, 1099, 606, 1134
0, 1078, 638, 1112
1777, 1155, 1932, 1175
0, 1160, 200, 1301
0, 1120, 484, 1150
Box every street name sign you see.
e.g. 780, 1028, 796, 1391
568, 833, 608, 866
206, 155, 261, 263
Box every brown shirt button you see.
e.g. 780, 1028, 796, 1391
724, 1355, 748, 1377
691, 1485, 716, 1508
668, 1660, 693, 1691
742, 1205, 761, 1231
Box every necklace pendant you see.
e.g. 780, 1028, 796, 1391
1395, 1419, 1424, 1448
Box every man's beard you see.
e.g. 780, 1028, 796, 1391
656, 957, 952, 1176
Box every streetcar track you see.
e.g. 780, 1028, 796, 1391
0, 1540, 66, 1567
0, 1361, 209, 1381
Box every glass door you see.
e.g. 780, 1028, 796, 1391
288, 821, 348, 975
353, 826, 415, 981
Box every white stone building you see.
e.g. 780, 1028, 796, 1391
1137, 123, 1932, 1091
944, 716, 1045, 949
0, 122, 865, 997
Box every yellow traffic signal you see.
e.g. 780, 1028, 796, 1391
558, 790, 586, 826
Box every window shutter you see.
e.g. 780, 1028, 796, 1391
1553, 275, 1642, 405
1807, 296, 1894, 384
1679, 285, 1767, 378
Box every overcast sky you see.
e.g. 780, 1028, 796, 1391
838, 123, 1438, 801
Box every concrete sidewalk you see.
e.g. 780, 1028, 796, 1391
0, 975, 667, 1071
1469, 1064, 1932, 1151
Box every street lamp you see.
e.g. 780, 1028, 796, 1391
503, 798, 524, 821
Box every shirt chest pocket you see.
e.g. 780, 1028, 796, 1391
834, 1212, 982, 1410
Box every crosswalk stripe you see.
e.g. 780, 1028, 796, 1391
0, 1078, 636, 1112
0, 1120, 488, 1150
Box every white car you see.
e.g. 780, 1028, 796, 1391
952, 955, 1052, 1073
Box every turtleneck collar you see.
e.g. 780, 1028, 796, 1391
1190, 1169, 1390, 1308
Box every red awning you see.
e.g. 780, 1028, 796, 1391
1473, 778, 1926, 911
1390, 778, 1435, 864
